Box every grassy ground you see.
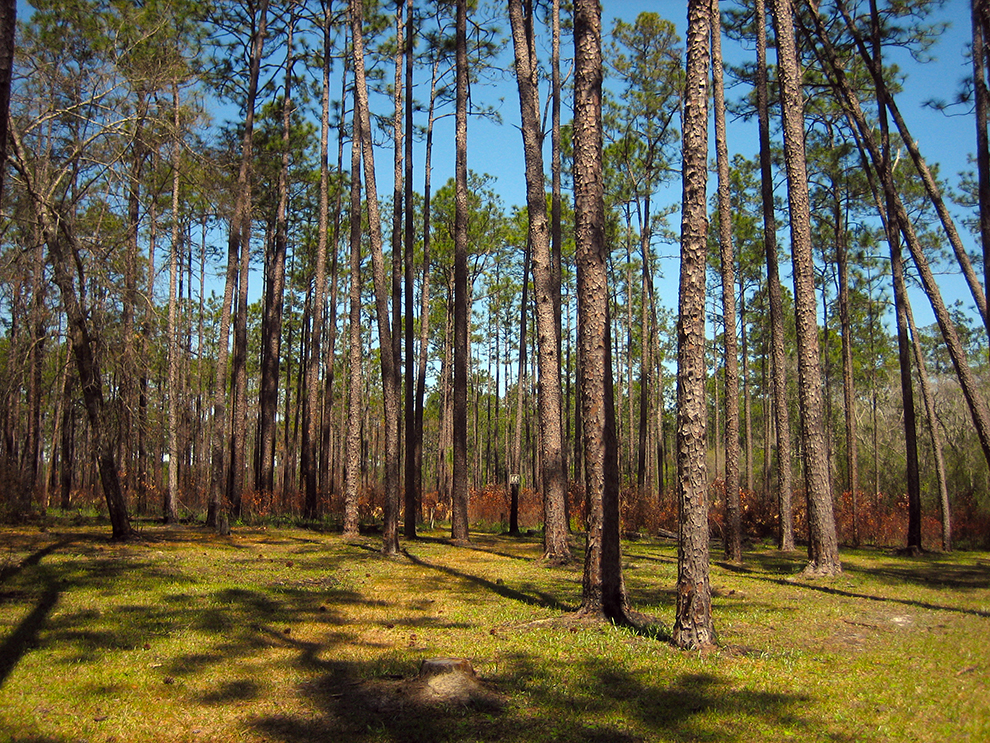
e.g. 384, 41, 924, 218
0, 520, 987, 743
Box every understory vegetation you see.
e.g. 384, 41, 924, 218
1, 518, 987, 742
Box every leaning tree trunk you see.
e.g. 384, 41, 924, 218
10, 127, 132, 540
804, 3, 990, 474
350, 0, 401, 555
972, 0, 990, 355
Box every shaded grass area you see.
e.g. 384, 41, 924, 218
0, 523, 987, 742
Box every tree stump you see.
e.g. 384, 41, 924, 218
419, 657, 475, 679
418, 658, 483, 705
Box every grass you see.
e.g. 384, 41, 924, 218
0, 520, 988, 743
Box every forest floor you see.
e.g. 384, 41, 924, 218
0, 518, 987, 743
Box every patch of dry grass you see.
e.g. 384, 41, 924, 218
0, 521, 987, 742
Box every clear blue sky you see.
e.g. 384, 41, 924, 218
416, 0, 982, 331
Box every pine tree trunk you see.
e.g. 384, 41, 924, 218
303, 3, 333, 521
259, 6, 295, 498
351, 0, 401, 554
508, 0, 570, 562
836, 190, 859, 545
712, 0, 741, 563
165, 81, 182, 525
673, 0, 716, 648
974, 0, 990, 355
575, 0, 629, 622
403, 0, 417, 539
343, 78, 363, 539
757, 0, 793, 551
770, 0, 841, 576
450, 0, 471, 544
213, 0, 268, 526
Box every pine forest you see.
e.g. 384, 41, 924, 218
4, 0, 990, 609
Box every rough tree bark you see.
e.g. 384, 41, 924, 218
350, 0, 402, 554
711, 0, 742, 564
770, 0, 841, 576
756, 0, 794, 552
343, 67, 363, 539
508, 0, 571, 563
450, 0, 470, 544
574, 0, 629, 622
673, 0, 717, 649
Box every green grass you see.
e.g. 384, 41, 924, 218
0, 521, 987, 742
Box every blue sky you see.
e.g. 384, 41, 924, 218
414, 0, 983, 330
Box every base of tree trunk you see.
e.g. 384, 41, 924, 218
895, 545, 925, 558
799, 559, 842, 578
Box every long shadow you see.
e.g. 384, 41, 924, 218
739, 573, 990, 619
401, 548, 575, 614
248, 643, 841, 743
0, 538, 74, 584
0, 584, 59, 687
845, 559, 990, 592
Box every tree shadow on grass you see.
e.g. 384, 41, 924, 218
401, 548, 575, 614
727, 569, 990, 619
249, 640, 845, 743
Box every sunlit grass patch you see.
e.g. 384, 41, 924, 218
0, 522, 987, 742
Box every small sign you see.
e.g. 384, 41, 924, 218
509, 474, 521, 485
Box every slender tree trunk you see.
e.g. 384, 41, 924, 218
10, 127, 132, 539
165, 81, 182, 525
711, 0, 741, 563
303, 1, 333, 521
975, 0, 990, 356
770, 0, 841, 576
904, 291, 952, 551
864, 0, 922, 554
508, 0, 570, 562
213, 0, 268, 527
836, 189, 859, 545
806, 1, 990, 474
674, 0, 716, 647
636, 195, 653, 492
21, 225, 45, 514
511, 242, 530, 537
757, 0, 794, 551
450, 0, 470, 544
551, 0, 565, 489
574, 0, 629, 622
344, 75, 363, 539
351, 0, 401, 554
403, 0, 417, 538
259, 5, 295, 498
391, 1, 404, 400
414, 54, 439, 530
